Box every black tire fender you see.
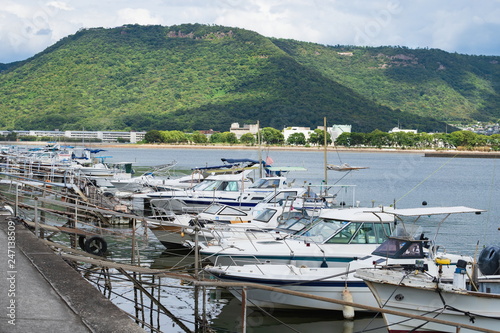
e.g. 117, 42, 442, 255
84, 236, 108, 256
78, 235, 86, 250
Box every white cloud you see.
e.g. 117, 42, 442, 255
116, 8, 162, 26
0, 0, 499, 63
46, 1, 73, 11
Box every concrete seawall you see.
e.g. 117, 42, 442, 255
0, 213, 144, 333
424, 151, 500, 158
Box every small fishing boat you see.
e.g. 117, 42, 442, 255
327, 163, 368, 171
356, 260, 500, 332
354, 207, 500, 333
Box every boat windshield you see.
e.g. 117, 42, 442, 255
296, 219, 346, 243
193, 180, 240, 192
296, 219, 392, 244
280, 217, 315, 232
253, 209, 277, 223
193, 180, 216, 191
371, 238, 425, 259
265, 190, 300, 204
202, 204, 247, 216
325, 222, 392, 244
203, 204, 224, 214
250, 178, 281, 189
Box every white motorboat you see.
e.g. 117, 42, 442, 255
147, 202, 314, 249
145, 171, 255, 212
357, 262, 500, 332
205, 206, 486, 313
196, 206, 398, 267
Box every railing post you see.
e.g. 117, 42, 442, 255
34, 197, 39, 238
241, 287, 247, 333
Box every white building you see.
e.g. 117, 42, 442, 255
388, 127, 417, 134
283, 126, 312, 141
0, 130, 146, 143
229, 123, 259, 139
283, 125, 352, 144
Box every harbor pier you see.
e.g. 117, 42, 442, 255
0, 214, 144, 333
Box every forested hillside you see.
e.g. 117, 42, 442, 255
0, 24, 498, 132
274, 40, 500, 122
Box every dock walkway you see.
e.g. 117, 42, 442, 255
0, 213, 144, 333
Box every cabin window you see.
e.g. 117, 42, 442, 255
218, 206, 247, 216
325, 222, 361, 244
203, 204, 222, 214
400, 242, 423, 258
202, 181, 220, 191
266, 191, 299, 204
326, 222, 392, 244
194, 180, 216, 191
350, 223, 377, 244
254, 209, 277, 223
220, 181, 239, 191
300, 219, 345, 243
372, 238, 425, 259
281, 217, 313, 232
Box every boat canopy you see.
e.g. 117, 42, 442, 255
371, 237, 426, 259
387, 206, 485, 217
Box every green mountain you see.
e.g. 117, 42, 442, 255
0, 24, 498, 133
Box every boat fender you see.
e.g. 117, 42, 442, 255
78, 235, 86, 250
84, 236, 108, 256
342, 288, 355, 320
478, 245, 500, 275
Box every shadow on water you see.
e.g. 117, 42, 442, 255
150, 248, 197, 270
210, 297, 387, 333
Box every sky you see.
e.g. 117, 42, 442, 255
1, 0, 500, 64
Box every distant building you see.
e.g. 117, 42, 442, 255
284, 124, 352, 144
0, 130, 146, 143
229, 123, 259, 139
283, 126, 312, 141
388, 127, 417, 134
196, 129, 218, 139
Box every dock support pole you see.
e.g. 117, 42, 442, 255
241, 287, 247, 333
34, 198, 39, 238
15, 183, 19, 217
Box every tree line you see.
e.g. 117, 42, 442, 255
143, 128, 500, 150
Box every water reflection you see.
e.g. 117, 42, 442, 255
212, 298, 387, 333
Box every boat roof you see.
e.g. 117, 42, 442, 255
386, 206, 485, 217
319, 207, 395, 222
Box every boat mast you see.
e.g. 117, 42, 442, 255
323, 117, 328, 196
257, 120, 262, 178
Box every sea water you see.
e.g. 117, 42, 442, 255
85, 147, 500, 332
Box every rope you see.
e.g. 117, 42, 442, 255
395, 153, 458, 204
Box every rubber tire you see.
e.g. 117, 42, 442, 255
78, 235, 86, 250
84, 236, 108, 256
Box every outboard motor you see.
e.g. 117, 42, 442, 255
478, 245, 500, 275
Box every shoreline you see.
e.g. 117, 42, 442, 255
6, 141, 500, 156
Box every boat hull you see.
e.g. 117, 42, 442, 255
207, 266, 378, 311
359, 270, 500, 333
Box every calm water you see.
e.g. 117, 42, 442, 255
62, 147, 500, 332
107, 147, 499, 255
